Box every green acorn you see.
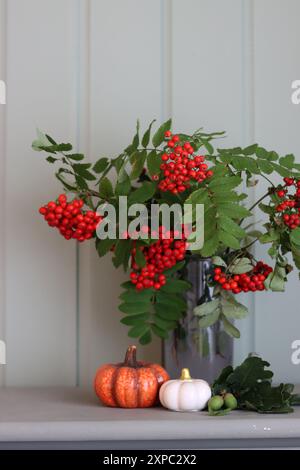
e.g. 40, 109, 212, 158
208, 395, 224, 411
224, 393, 237, 410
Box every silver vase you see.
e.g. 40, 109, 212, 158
163, 256, 233, 383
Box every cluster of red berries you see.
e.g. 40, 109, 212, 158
39, 194, 102, 241
275, 178, 300, 229
213, 261, 273, 294
157, 130, 213, 194
130, 227, 187, 290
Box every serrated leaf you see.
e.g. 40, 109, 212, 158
259, 203, 273, 215
38, 142, 73, 153
119, 289, 153, 303
220, 293, 248, 319
219, 215, 246, 239
75, 174, 89, 190
185, 187, 208, 205
55, 170, 76, 191
121, 280, 135, 290
198, 307, 220, 327
202, 139, 214, 154
290, 227, 300, 246
200, 233, 219, 257
73, 163, 96, 181
259, 230, 279, 244
120, 313, 150, 326
218, 203, 251, 218
247, 230, 263, 239
231, 156, 259, 174
32, 129, 53, 151
228, 257, 252, 274
209, 175, 242, 191
279, 154, 295, 168
96, 237, 115, 257
221, 315, 240, 338
264, 264, 286, 292
93, 157, 109, 173
243, 144, 258, 155
219, 153, 233, 164
119, 302, 150, 315
142, 119, 156, 148
130, 150, 147, 180
151, 324, 169, 339
257, 159, 274, 174
99, 177, 114, 199
139, 330, 152, 345
128, 181, 156, 204
154, 315, 176, 331
194, 299, 220, 317
113, 239, 132, 270
219, 230, 240, 249
135, 247, 146, 268
46, 156, 57, 163
271, 163, 291, 178
156, 291, 187, 311
255, 146, 269, 159
154, 302, 183, 320
291, 242, 300, 269
125, 121, 140, 155
112, 155, 124, 172
212, 256, 227, 267
115, 167, 131, 196
68, 153, 85, 161
147, 150, 161, 177
128, 324, 150, 338
268, 151, 279, 161
161, 279, 191, 294
268, 243, 279, 259
214, 191, 242, 203
152, 119, 172, 147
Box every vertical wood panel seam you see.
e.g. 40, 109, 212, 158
74, 0, 81, 388
0, 0, 7, 387
160, 0, 172, 362
76, 0, 91, 386
161, 0, 172, 121
241, 0, 255, 354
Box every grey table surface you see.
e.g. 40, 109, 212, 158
0, 387, 300, 449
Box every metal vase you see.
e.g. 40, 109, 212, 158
163, 256, 233, 383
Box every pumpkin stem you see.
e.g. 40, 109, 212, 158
180, 368, 192, 380
124, 345, 137, 367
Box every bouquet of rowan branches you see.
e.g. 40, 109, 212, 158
33, 119, 300, 344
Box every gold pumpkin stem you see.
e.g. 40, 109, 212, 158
180, 368, 192, 380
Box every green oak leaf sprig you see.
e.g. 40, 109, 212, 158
212, 356, 300, 414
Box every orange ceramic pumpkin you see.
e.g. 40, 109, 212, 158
94, 345, 170, 408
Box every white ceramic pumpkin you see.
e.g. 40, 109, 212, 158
159, 368, 211, 412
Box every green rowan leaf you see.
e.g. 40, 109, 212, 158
152, 118, 172, 147
219, 230, 240, 249
128, 181, 156, 204
221, 314, 240, 338
130, 150, 147, 180
147, 150, 161, 177
119, 302, 150, 315
142, 119, 156, 148
93, 157, 109, 173
99, 177, 114, 199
